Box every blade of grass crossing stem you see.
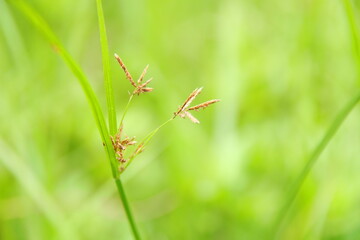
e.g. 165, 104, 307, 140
9, 0, 118, 177
96, 0, 117, 135
273, 91, 360, 238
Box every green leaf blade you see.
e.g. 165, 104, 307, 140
96, 0, 117, 135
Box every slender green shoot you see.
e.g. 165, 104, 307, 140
123, 118, 173, 171
140, 118, 174, 148
272, 1, 360, 236
96, 0, 117, 135
119, 94, 135, 128
272, 91, 360, 237
114, 179, 141, 240
95, 1, 141, 238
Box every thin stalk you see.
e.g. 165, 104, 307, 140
272, 91, 360, 238
95, 1, 141, 238
124, 118, 173, 170
119, 94, 135, 128
96, 0, 117, 135
114, 178, 141, 240
141, 118, 174, 147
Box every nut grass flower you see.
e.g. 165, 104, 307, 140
174, 87, 220, 124
113, 55, 220, 173
114, 53, 153, 96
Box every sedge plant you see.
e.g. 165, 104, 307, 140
9, 0, 219, 239
7, 0, 360, 239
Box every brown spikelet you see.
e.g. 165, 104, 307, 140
114, 54, 136, 87
118, 124, 123, 138
115, 53, 153, 95
138, 65, 149, 84
175, 87, 203, 116
111, 127, 137, 165
173, 87, 220, 124
188, 99, 220, 111
183, 111, 200, 124
138, 78, 153, 89
134, 87, 153, 95
139, 88, 153, 93
129, 143, 145, 160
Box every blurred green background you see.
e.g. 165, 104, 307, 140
2, 0, 360, 239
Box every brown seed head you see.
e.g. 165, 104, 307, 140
134, 87, 153, 95
188, 99, 220, 111
132, 144, 144, 158
138, 65, 149, 84
138, 77, 153, 89
175, 87, 203, 116
184, 111, 200, 124
111, 127, 138, 166
114, 53, 136, 87
173, 87, 220, 124
115, 54, 153, 96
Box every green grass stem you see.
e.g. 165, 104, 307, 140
114, 178, 141, 240
272, 1, 360, 237
272, 91, 360, 237
95, 0, 117, 135
95, 0, 141, 238
124, 118, 173, 170
119, 94, 134, 128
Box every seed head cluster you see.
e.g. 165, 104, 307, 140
110, 125, 136, 165
174, 87, 220, 124
114, 54, 153, 95
112, 54, 219, 172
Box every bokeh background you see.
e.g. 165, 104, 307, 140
2, 0, 360, 239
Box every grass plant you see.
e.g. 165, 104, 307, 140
7, 1, 218, 239
2, 0, 360, 239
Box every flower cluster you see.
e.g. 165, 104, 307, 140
110, 125, 136, 164
174, 87, 220, 123
114, 54, 153, 95
112, 54, 219, 173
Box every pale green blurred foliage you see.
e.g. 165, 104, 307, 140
1, 0, 360, 239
